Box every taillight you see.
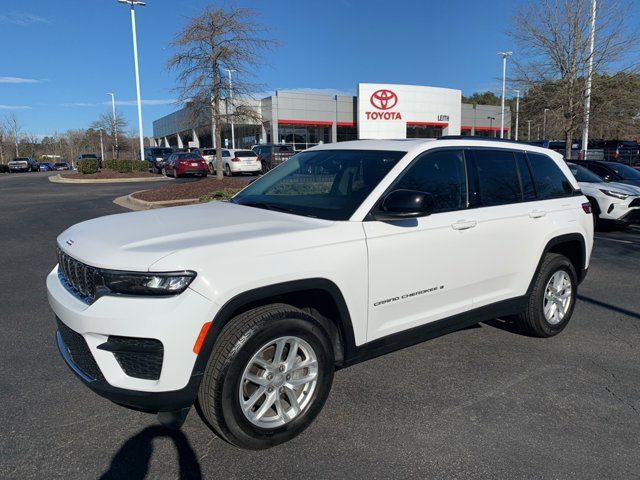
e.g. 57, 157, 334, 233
231, 157, 240, 162
582, 202, 592, 214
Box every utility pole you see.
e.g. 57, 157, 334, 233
107, 93, 118, 159
527, 120, 531, 141
118, 0, 146, 160
498, 51, 512, 139
543, 108, 549, 139
514, 89, 520, 141
488, 116, 496, 138
223, 68, 236, 149
582, 0, 597, 160
99, 129, 105, 162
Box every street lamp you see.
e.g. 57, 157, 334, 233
107, 92, 118, 158
513, 89, 520, 141
498, 51, 513, 139
543, 108, 549, 139
487, 116, 496, 138
223, 68, 236, 149
527, 120, 531, 141
118, 0, 146, 160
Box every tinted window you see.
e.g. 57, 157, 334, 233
606, 162, 640, 180
515, 152, 536, 200
394, 149, 467, 213
222, 150, 230, 157
472, 149, 523, 206
584, 163, 614, 179
527, 152, 574, 199
236, 150, 257, 157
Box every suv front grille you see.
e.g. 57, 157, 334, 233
57, 248, 99, 303
56, 318, 104, 381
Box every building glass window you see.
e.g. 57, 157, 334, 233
278, 124, 331, 150
406, 125, 444, 139
337, 126, 357, 142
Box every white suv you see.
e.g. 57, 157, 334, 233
47, 138, 593, 449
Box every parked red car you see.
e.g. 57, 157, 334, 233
163, 152, 208, 178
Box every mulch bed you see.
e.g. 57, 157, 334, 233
63, 170, 159, 179
132, 177, 249, 202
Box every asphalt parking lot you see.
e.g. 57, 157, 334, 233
1, 173, 639, 479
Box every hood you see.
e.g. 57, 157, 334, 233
57, 201, 333, 271
579, 180, 640, 196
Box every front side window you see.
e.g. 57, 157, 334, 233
473, 149, 524, 206
233, 149, 405, 220
392, 149, 467, 213
527, 153, 574, 199
568, 163, 603, 183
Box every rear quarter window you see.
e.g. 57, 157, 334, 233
527, 152, 574, 199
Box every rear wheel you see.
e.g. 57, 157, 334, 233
161, 167, 167, 176
517, 253, 577, 337
261, 161, 268, 174
224, 164, 232, 177
197, 304, 334, 449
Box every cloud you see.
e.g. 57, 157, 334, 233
0, 13, 51, 26
111, 99, 177, 106
277, 87, 356, 97
0, 105, 32, 110
60, 102, 98, 107
0, 76, 42, 84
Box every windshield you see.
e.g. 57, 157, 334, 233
150, 148, 172, 155
568, 163, 603, 183
607, 162, 640, 180
232, 149, 405, 220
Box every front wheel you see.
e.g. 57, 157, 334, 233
517, 253, 577, 337
197, 304, 335, 449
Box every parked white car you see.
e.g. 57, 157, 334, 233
567, 162, 640, 224
48, 138, 593, 449
207, 149, 261, 176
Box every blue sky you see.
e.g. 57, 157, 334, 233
2, 0, 636, 138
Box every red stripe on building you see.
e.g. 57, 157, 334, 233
406, 121, 449, 127
278, 119, 333, 126
461, 125, 509, 132
337, 121, 355, 127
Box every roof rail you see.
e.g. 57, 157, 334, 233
437, 136, 526, 143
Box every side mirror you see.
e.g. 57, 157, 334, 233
373, 189, 434, 221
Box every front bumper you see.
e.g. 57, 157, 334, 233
47, 266, 219, 411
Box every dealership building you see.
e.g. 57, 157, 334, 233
151, 83, 511, 150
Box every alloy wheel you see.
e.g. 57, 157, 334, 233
543, 270, 573, 325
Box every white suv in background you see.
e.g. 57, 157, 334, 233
207, 148, 261, 176
567, 162, 640, 225
48, 138, 593, 449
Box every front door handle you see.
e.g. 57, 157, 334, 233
529, 210, 547, 219
451, 220, 477, 230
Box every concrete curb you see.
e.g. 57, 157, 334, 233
49, 173, 173, 184
114, 190, 199, 211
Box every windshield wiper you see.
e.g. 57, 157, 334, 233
238, 200, 296, 214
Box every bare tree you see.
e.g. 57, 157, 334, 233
5, 113, 22, 158
167, 5, 275, 179
0, 122, 6, 164
91, 112, 128, 159
509, 0, 639, 155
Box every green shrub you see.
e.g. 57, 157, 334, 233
103, 159, 148, 173
77, 158, 100, 174
0, 164, 9, 173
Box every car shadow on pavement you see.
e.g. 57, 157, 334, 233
100, 425, 202, 480
482, 316, 528, 336
577, 294, 640, 320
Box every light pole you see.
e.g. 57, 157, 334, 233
527, 120, 531, 141
498, 51, 512, 139
582, 0, 597, 160
514, 89, 520, 141
99, 129, 105, 162
107, 92, 118, 159
118, 0, 146, 160
488, 116, 496, 138
543, 108, 549, 139
223, 68, 236, 149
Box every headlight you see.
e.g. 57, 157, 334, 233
100, 270, 196, 296
600, 189, 629, 199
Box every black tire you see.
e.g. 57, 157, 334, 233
517, 253, 577, 338
587, 197, 600, 230
162, 167, 167, 176
224, 164, 232, 177
197, 303, 335, 450
261, 161, 268, 174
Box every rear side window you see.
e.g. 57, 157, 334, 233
394, 149, 467, 213
222, 150, 230, 157
514, 152, 536, 201
472, 149, 523, 206
527, 152, 574, 199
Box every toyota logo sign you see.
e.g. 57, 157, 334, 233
370, 89, 398, 110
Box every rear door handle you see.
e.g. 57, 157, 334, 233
529, 210, 547, 219
451, 220, 477, 230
